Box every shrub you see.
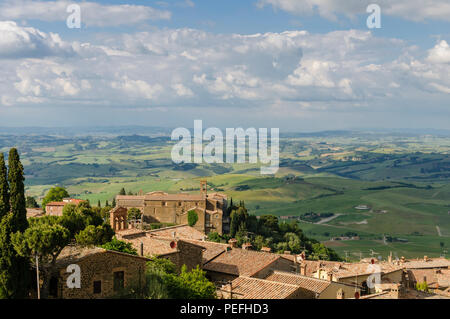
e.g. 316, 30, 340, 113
188, 210, 198, 226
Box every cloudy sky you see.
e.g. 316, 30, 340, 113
0, 0, 449, 131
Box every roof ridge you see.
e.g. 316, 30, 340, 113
271, 270, 331, 283
239, 276, 300, 289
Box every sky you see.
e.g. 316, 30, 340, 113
0, 0, 449, 131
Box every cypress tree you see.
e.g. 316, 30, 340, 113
0, 153, 9, 220
0, 152, 12, 298
0, 149, 30, 298
112, 197, 116, 207
97, 200, 101, 208
105, 200, 109, 207
8, 148, 28, 232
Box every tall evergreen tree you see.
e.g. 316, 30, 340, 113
97, 200, 101, 208
112, 197, 116, 207
0, 153, 9, 219
119, 188, 126, 195
8, 149, 28, 232
0, 149, 30, 298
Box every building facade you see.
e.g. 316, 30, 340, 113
46, 198, 86, 216
52, 246, 147, 299
115, 180, 228, 234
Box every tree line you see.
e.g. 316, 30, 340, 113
208, 199, 341, 261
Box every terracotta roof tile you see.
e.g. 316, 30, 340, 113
223, 276, 300, 299
204, 248, 280, 276
149, 224, 206, 241
402, 258, 450, 269
264, 271, 331, 294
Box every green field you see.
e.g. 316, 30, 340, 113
1, 130, 449, 260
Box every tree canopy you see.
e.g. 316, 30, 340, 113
221, 201, 341, 261
145, 259, 216, 299
187, 210, 198, 227
42, 187, 69, 211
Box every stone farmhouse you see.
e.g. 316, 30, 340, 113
46, 198, 86, 216
115, 180, 228, 234
50, 245, 147, 299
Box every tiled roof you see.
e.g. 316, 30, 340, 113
120, 233, 179, 257
360, 288, 450, 299
223, 276, 300, 299
264, 271, 331, 294
117, 192, 226, 202
46, 202, 66, 206
116, 228, 146, 237
116, 195, 146, 200
46, 199, 85, 206
56, 245, 147, 268
26, 208, 44, 218
312, 260, 403, 279
408, 269, 450, 288
149, 224, 206, 241
402, 258, 450, 269
183, 239, 229, 264
204, 248, 280, 276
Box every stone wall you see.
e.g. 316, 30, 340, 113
56, 251, 147, 299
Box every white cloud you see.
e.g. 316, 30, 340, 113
0, 23, 448, 111
0, 0, 171, 27
0, 21, 74, 58
257, 0, 450, 22
427, 40, 450, 64
111, 76, 163, 100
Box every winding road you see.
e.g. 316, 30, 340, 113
316, 214, 342, 224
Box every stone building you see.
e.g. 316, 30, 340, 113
115, 228, 204, 272
202, 248, 294, 283
115, 180, 228, 234
110, 206, 129, 232
51, 246, 148, 299
46, 198, 86, 216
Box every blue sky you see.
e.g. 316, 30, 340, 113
0, 0, 449, 131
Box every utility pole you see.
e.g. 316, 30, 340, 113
35, 254, 40, 300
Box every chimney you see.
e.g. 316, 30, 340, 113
172, 231, 176, 238
242, 242, 252, 250
388, 252, 392, 264
327, 271, 333, 281
336, 288, 344, 299
391, 284, 403, 299
228, 238, 237, 248
300, 263, 307, 276
140, 241, 144, 257
424, 255, 428, 262
261, 247, 271, 253
400, 256, 405, 263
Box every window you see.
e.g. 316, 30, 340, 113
113, 271, 125, 291
93, 281, 102, 294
